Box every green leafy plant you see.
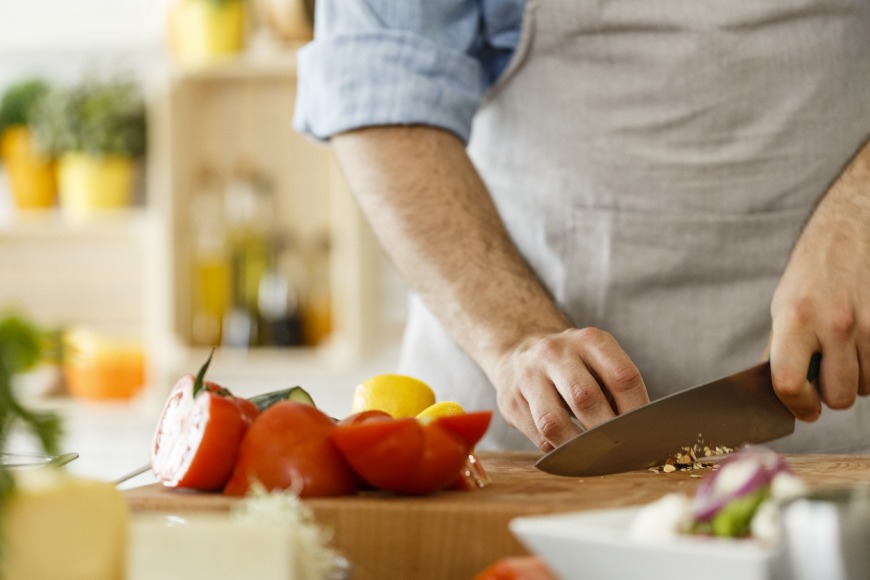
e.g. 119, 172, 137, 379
0, 315, 64, 559
0, 78, 50, 135
31, 74, 147, 158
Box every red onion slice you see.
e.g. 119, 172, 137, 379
692, 446, 792, 521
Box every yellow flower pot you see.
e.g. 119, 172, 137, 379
57, 153, 136, 219
168, 0, 246, 67
0, 126, 57, 209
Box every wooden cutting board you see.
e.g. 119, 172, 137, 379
124, 452, 870, 580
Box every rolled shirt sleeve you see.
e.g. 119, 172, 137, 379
293, 0, 515, 143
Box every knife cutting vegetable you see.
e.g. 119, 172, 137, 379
536, 357, 823, 477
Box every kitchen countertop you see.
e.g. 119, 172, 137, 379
125, 452, 870, 580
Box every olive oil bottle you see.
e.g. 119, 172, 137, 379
190, 167, 229, 347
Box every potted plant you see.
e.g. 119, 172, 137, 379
0, 78, 56, 210
31, 74, 146, 219
167, 0, 247, 67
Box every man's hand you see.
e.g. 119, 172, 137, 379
488, 328, 649, 451
769, 138, 870, 420
331, 125, 649, 451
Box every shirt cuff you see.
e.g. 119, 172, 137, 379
293, 30, 485, 143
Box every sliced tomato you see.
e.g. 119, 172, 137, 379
338, 409, 392, 425
397, 421, 469, 495
331, 417, 423, 490
224, 401, 359, 498
331, 412, 493, 496
433, 411, 492, 449
151, 388, 248, 490
151, 353, 256, 491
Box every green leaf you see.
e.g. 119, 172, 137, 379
0, 316, 42, 374
30, 73, 146, 157
0, 314, 65, 561
0, 315, 64, 455
0, 78, 50, 133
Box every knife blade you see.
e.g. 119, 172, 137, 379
535, 361, 795, 477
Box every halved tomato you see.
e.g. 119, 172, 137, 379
151, 386, 249, 490
150, 352, 255, 490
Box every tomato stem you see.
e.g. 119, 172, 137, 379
193, 347, 215, 398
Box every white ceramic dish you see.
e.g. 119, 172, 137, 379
510, 507, 791, 580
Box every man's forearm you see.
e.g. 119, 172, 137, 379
769, 136, 870, 418
331, 125, 570, 370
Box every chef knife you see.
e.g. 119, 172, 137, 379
536, 360, 803, 477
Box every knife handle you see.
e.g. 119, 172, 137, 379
767, 352, 821, 383
807, 352, 822, 383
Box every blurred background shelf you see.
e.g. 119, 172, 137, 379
0, 0, 409, 429
0, 207, 152, 239
147, 47, 389, 393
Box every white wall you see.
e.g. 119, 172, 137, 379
0, 0, 167, 83
0, 0, 170, 217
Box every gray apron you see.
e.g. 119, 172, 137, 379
399, 0, 870, 452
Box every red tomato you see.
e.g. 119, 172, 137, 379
473, 557, 557, 580
223, 401, 359, 498
337, 409, 392, 425
330, 411, 493, 495
433, 411, 492, 449
331, 417, 424, 490
151, 377, 249, 491
398, 421, 469, 495
203, 379, 260, 424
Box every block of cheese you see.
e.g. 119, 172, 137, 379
1, 469, 128, 580
128, 488, 342, 580
128, 515, 298, 580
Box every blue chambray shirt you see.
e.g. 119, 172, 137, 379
293, 0, 525, 143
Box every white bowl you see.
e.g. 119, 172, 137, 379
510, 507, 790, 580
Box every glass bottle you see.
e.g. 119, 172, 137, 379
258, 233, 305, 347
190, 166, 229, 347
221, 161, 271, 348
301, 233, 333, 346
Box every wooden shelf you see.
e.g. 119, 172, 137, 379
0, 207, 153, 240
167, 47, 305, 82
147, 50, 381, 390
